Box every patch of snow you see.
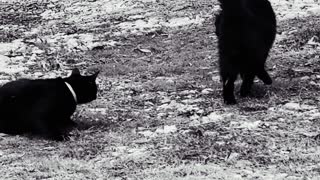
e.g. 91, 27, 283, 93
309, 112, 320, 120
39, 33, 119, 51
308, 6, 320, 15
139, 130, 156, 137
118, 18, 161, 31
232, 121, 262, 130
155, 125, 177, 134
88, 108, 107, 115
0, 80, 9, 85
41, 9, 65, 20
181, 98, 204, 104
163, 16, 204, 27
0, 39, 25, 55
180, 90, 198, 95
283, 102, 317, 111
226, 152, 240, 161
158, 100, 199, 114
270, 0, 320, 20
139, 125, 177, 137
189, 119, 201, 127
33, 48, 45, 54
160, 96, 171, 104
0, 55, 10, 62
127, 147, 148, 158
234, 160, 253, 168
301, 132, 319, 137
0, 55, 27, 74
111, 146, 127, 157
212, 75, 220, 82
66, 38, 79, 49
117, 15, 205, 34
201, 88, 214, 95
203, 131, 219, 137
201, 112, 223, 124
283, 102, 300, 110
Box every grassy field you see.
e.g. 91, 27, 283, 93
1, 0, 320, 179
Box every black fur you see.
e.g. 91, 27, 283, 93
215, 0, 276, 104
0, 68, 99, 140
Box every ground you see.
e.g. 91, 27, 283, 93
0, 0, 320, 179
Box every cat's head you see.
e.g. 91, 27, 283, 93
64, 68, 99, 104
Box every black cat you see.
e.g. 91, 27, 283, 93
215, 0, 276, 104
0, 68, 99, 141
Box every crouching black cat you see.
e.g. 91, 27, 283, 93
215, 0, 276, 104
0, 68, 99, 141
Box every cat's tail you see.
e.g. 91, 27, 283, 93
256, 68, 272, 85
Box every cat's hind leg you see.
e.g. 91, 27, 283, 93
240, 72, 255, 97
222, 72, 238, 105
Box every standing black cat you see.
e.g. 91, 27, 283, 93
215, 0, 276, 104
0, 68, 99, 141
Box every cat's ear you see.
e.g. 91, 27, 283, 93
91, 71, 99, 80
71, 68, 81, 76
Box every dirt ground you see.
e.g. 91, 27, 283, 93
1, 0, 320, 179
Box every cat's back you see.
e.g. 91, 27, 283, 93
0, 79, 33, 104
0, 78, 66, 108
0, 78, 60, 97
216, 0, 276, 52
